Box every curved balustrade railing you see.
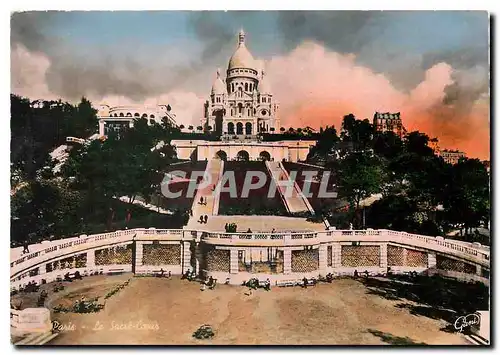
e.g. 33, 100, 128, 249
10, 227, 489, 280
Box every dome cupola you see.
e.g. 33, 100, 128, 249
227, 29, 256, 71
211, 68, 227, 95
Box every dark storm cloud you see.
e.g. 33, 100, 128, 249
11, 10, 489, 108
11, 11, 55, 52
276, 11, 389, 54
11, 11, 246, 100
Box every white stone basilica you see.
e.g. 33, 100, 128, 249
98, 30, 315, 162
204, 30, 280, 136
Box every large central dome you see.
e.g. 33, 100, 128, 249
227, 29, 256, 71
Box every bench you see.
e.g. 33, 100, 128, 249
108, 268, 125, 274
276, 280, 298, 287
303, 278, 317, 287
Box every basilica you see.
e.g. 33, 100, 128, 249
204, 29, 280, 136
98, 30, 315, 162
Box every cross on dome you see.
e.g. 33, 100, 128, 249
238, 29, 245, 45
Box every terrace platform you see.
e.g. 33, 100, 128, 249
185, 215, 326, 233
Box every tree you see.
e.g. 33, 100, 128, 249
340, 114, 373, 152
372, 131, 404, 160
338, 152, 385, 227
442, 158, 490, 238
307, 125, 339, 161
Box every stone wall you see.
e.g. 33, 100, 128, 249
341, 245, 380, 267
95, 245, 133, 265
143, 244, 181, 266
387, 245, 404, 266
437, 255, 477, 274
45, 254, 87, 272
291, 249, 319, 272
206, 248, 230, 272
407, 249, 428, 267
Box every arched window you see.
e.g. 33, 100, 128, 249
150, 114, 155, 119
142, 113, 148, 118
119, 113, 124, 117
126, 112, 132, 117
227, 122, 235, 134
247, 109, 251, 116
238, 103, 243, 114
134, 113, 140, 117
245, 83, 248, 91
245, 122, 252, 135
231, 83, 234, 92
236, 122, 243, 135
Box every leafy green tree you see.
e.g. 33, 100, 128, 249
442, 158, 490, 238
340, 114, 373, 152
338, 152, 386, 227
307, 125, 339, 161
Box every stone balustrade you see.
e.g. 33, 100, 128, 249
10, 227, 489, 289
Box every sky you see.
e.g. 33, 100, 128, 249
10, 11, 490, 159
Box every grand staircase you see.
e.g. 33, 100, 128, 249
265, 161, 314, 215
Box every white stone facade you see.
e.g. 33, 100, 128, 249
97, 104, 177, 136
171, 139, 316, 162
204, 30, 280, 136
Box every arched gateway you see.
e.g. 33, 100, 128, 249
259, 151, 271, 161
236, 150, 250, 161
215, 150, 228, 161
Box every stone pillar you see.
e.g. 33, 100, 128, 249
230, 249, 238, 274
98, 120, 105, 136
476, 264, 482, 276
428, 252, 436, 269
135, 242, 144, 269
332, 243, 342, 269
182, 241, 191, 273
380, 243, 388, 269
403, 248, 408, 266
87, 250, 96, 269
195, 243, 201, 275
318, 244, 328, 274
283, 248, 292, 275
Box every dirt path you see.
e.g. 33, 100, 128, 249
33, 276, 470, 345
